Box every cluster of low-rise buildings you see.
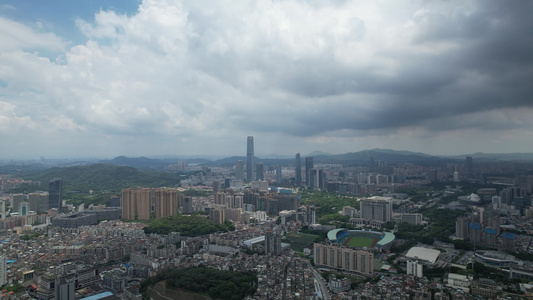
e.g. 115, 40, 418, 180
0, 150, 532, 299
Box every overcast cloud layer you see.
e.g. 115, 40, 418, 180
1, 0, 532, 158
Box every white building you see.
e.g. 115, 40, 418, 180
329, 275, 351, 293
454, 171, 460, 182
405, 247, 441, 264
360, 197, 393, 222
492, 195, 501, 208
401, 213, 423, 225
406, 260, 423, 278
342, 206, 358, 217
251, 211, 268, 222
447, 273, 471, 292
243, 236, 265, 248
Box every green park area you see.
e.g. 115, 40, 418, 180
285, 232, 318, 252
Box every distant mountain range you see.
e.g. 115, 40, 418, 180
3, 149, 533, 194
94, 149, 533, 170
446, 152, 533, 161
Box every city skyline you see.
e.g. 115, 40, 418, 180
1, 1, 533, 159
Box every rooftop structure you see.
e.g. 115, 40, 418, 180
474, 250, 516, 268
405, 247, 441, 264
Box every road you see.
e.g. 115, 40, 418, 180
308, 263, 330, 300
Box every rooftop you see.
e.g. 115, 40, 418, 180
405, 247, 441, 264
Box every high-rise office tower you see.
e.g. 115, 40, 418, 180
305, 157, 314, 186
469, 222, 482, 244
306, 206, 317, 225
275, 165, 282, 184
212, 180, 221, 193
235, 160, 244, 181
49, 178, 62, 210
455, 216, 469, 239
28, 193, 40, 212
246, 136, 254, 183
39, 193, 49, 211
183, 197, 193, 214
24, 192, 49, 212
26, 193, 49, 212
256, 162, 264, 181
295, 153, 301, 186
309, 169, 326, 189
11, 193, 23, 212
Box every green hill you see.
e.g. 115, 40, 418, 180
144, 215, 234, 236
9, 164, 181, 193
140, 267, 257, 300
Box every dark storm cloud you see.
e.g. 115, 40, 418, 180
233, 1, 533, 136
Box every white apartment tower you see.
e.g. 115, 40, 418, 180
360, 197, 393, 222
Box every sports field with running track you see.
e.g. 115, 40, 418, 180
337, 232, 380, 248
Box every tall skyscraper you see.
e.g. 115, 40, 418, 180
49, 178, 62, 210
295, 153, 301, 186
183, 197, 193, 214
305, 157, 314, 186
27, 193, 49, 212
256, 162, 264, 181
235, 160, 244, 181
28, 193, 40, 212
11, 193, 23, 212
275, 165, 282, 184
246, 136, 254, 183
455, 216, 469, 239
212, 180, 221, 193
309, 169, 326, 189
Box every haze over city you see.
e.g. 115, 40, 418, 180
1, 0, 533, 159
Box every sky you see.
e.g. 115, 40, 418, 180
1, 0, 533, 159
